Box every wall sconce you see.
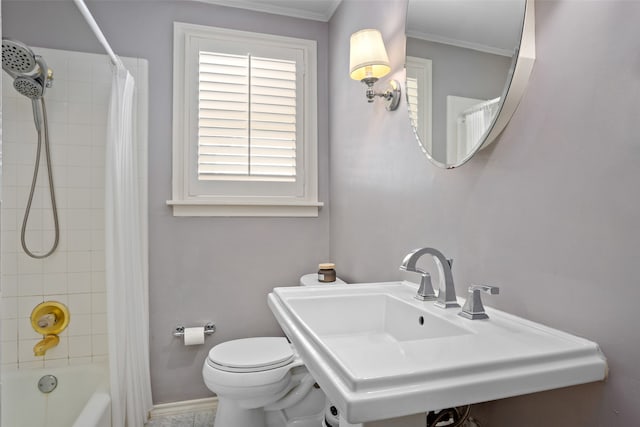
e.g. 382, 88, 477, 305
349, 28, 401, 111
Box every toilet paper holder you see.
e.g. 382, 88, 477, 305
173, 322, 216, 337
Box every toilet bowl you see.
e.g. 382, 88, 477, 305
202, 273, 344, 427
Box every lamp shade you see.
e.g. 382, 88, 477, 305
349, 29, 391, 81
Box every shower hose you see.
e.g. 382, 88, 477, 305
21, 97, 60, 259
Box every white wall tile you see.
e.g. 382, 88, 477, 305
67, 188, 92, 209
67, 272, 91, 294
67, 230, 91, 251
91, 251, 105, 272
66, 209, 93, 229
42, 251, 68, 274
17, 274, 43, 296
41, 335, 69, 361
68, 81, 92, 104
19, 360, 44, 370
1, 297, 18, 319
68, 102, 93, 125
68, 313, 92, 336
91, 313, 107, 335
91, 293, 107, 314
1, 341, 18, 365
46, 100, 69, 124
68, 124, 93, 146
3, 164, 18, 186
67, 146, 92, 167
2, 363, 19, 372
67, 251, 91, 272
43, 272, 68, 295
17, 253, 43, 275
91, 333, 108, 356
18, 296, 44, 319
1, 275, 19, 297
68, 58, 93, 83
18, 319, 42, 341
91, 229, 105, 251
46, 78, 69, 103
68, 293, 91, 315
91, 272, 105, 292
49, 123, 68, 145
18, 338, 44, 363
68, 335, 91, 358
43, 294, 67, 307
44, 358, 69, 368
69, 356, 92, 366
2, 253, 18, 275
1, 319, 18, 342
2, 186, 17, 209
2, 209, 18, 231
3, 230, 18, 252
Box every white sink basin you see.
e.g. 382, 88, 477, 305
268, 281, 607, 424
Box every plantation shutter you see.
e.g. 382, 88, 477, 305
198, 51, 297, 183
406, 76, 419, 132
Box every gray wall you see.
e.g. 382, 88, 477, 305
2, 0, 330, 403
406, 37, 512, 160
329, 0, 640, 425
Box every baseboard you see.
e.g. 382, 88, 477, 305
150, 397, 218, 419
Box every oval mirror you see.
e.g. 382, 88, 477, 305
405, 0, 535, 168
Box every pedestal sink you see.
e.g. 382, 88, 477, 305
268, 281, 607, 424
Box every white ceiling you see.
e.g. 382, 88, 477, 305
406, 0, 526, 57
196, 0, 342, 22
194, 0, 524, 56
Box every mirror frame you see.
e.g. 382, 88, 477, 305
405, 0, 536, 169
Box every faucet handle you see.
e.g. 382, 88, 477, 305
37, 313, 57, 328
458, 285, 500, 320
470, 284, 499, 295
414, 273, 437, 301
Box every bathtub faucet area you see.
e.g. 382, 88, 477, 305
30, 301, 70, 356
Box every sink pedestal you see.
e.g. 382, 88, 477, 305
339, 413, 424, 427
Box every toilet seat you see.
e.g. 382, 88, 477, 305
207, 337, 295, 373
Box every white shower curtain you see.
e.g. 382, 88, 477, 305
105, 63, 153, 427
457, 97, 501, 160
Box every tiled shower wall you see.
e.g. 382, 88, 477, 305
1, 47, 147, 371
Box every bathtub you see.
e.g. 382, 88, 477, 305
1, 363, 111, 427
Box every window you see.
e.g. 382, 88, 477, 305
405, 56, 432, 153
169, 23, 321, 216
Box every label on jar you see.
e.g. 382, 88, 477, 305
318, 274, 325, 280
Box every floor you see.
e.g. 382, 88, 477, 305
144, 409, 216, 427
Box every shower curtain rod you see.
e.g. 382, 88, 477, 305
73, 0, 123, 68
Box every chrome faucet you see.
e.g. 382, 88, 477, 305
400, 247, 460, 308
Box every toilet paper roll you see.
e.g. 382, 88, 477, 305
183, 326, 205, 346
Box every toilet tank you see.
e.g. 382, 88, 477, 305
299, 273, 345, 286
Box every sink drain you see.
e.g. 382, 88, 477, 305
38, 374, 58, 393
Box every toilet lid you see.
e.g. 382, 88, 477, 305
208, 337, 294, 371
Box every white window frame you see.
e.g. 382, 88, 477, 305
169, 22, 321, 217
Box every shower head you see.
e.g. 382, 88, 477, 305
2, 38, 37, 75
14, 76, 44, 99
1, 38, 53, 101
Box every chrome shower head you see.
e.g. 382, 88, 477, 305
2, 38, 37, 75
1, 38, 53, 101
14, 76, 44, 99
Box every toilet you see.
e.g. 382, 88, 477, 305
202, 273, 345, 427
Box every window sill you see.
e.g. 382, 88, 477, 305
166, 199, 323, 217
